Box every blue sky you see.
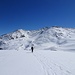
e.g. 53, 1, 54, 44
0, 0, 75, 35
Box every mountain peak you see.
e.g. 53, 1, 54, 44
15, 29, 25, 33
0, 26, 75, 50
41, 27, 50, 31
51, 26, 62, 28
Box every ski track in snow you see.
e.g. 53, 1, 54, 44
33, 51, 72, 75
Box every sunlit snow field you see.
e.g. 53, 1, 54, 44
0, 50, 75, 75
0, 27, 75, 75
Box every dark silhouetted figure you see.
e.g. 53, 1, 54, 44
31, 46, 34, 53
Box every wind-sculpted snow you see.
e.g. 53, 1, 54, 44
0, 26, 75, 50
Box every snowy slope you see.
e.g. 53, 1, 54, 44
0, 26, 75, 75
0, 50, 44, 75
34, 50, 75, 75
0, 50, 75, 75
0, 26, 75, 51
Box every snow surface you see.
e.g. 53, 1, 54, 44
0, 50, 75, 75
0, 26, 75, 51
0, 27, 75, 75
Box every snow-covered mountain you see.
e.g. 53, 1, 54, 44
0, 26, 75, 51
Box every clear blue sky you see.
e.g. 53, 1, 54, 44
0, 0, 75, 35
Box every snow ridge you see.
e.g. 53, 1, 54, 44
0, 26, 75, 51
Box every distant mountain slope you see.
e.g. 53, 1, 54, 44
0, 26, 75, 51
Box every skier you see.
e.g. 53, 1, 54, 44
31, 46, 34, 53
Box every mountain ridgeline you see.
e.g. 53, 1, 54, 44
0, 26, 75, 51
